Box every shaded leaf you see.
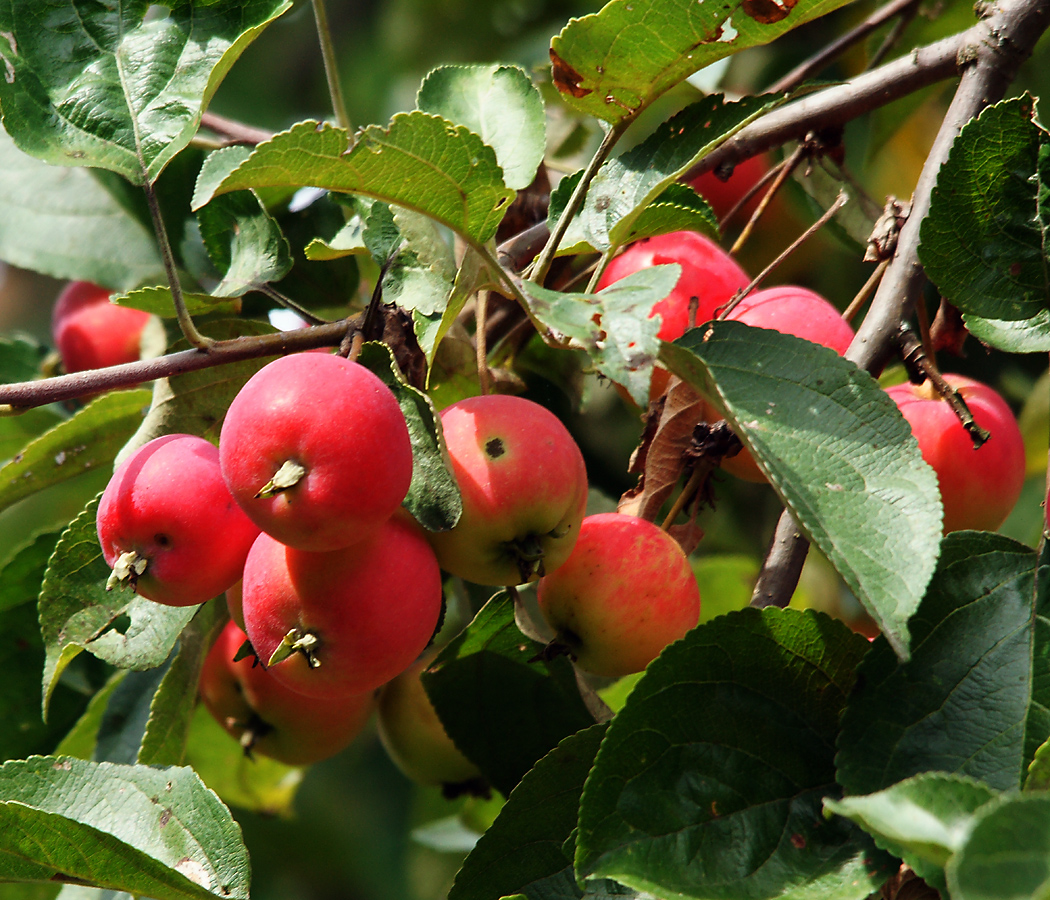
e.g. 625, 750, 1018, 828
576, 608, 894, 900
112, 287, 239, 318
204, 115, 515, 244
423, 592, 595, 797
0, 0, 292, 184
0, 756, 249, 900
663, 322, 942, 658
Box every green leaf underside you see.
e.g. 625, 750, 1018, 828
616, 182, 720, 246
550, 0, 857, 124
450, 724, 609, 900
0, 390, 151, 518
837, 532, 1047, 796
422, 592, 595, 797
1026, 735, 1050, 791
417, 64, 546, 191
40, 496, 198, 717
356, 342, 462, 531
947, 794, 1050, 900
663, 322, 942, 659
963, 310, 1050, 353
0, 129, 161, 288
523, 267, 676, 407
0, 0, 292, 185
825, 773, 998, 893
576, 94, 779, 251
112, 287, 239, 318
0, 756, 249, 900
203, 115, 515, 245
576, 608, 894, 900
920, 96, 1050, 335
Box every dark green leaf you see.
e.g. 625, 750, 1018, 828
203, 116, 515, 244
40, 496, 198, 716
947, 794, 1050, 900
0, 389, 150, 517
0, 0, 292, 184
663, 322, 942, 658
825, 773, 998, 893
55, 673, 126, 761
197, 191, 293, 297
837, 532, 1046, 795
0, 129, 161, 288
0, 598, 58, 760
523, 266, 678, 406
0, 756, 249, 900
576, 608, 894, 900
920, 96, 1049, 332
363, 200, 404, 264
550, 0, 856, 124
417, 64, 545, 191
112, 287, 239, 318
422, 592, 596, 796
615, 182, 719, 245
0, 530, 59, 614
0, 337, 46, 384
450, 724, 608, 900
94, 656, 176, 766
963, 309, 1050, 354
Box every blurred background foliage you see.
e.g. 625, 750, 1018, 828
0, 0, 1047, 898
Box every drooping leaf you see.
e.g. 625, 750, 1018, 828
450, 724, 608, 900
0, 128, 161, 287
202, 115, 515, 245
550, 0, 856, 124
947, 794, 1050, 900
422, 592, 596, 797
39, 496, 198, 716
93, 656, 176, 766
0, 389, 151, 517
0, 756, 250, 900
523, 266, 678, 407
417, 64, 545, 191
0, 0, 292, 184
663, 322, 941, 657
825, 773, 998, 893
197, 190, 293, 297
837, 532, 1047, 795
356, 342, 461, 532
576, 608, 894, 900
112, 287, 239, 318
920, 95, 1050, 343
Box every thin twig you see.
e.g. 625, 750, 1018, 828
867, 1, 921, 70
717, 156, 787, 229
258, 285, 335, 325
843, 259, 890, 323
200, 112, 274, 146
729, 143, 808, 255
476, 291, 492, 395
312, 0, 352, 133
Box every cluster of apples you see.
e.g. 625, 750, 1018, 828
597, 231, 1026, 534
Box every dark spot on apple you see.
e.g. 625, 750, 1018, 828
485, 438, 505, 459
154, 533, 171, 547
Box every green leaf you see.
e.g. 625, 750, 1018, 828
0, 530, 59, 614
1026, 736, 1050, 791
112, 286, 240, 318
920, 96, 1049, 336
0, 337, 46, 385
0, 596, 58, 761
94, 657, 176, 766
417, 64, 545, 191
947, 794, 1050, 900
39, 496, 198, 716
576, 608, 894, 900
55, 672, 126, 761
662, 321, 942, 658
197, 190, 293, 297
0, 389, 151, 517
138, 602, 228, 767
550, 0, 856, 124
0, 756, 249, 900
450, 724, 608, 900
0, 129, 161, 288
614, 182, 719, 245
356, 342, 461, 531
192, 147, 254, 213
523, 266, 678, 407
203, 115, 515, 245
422, 591, 596, 797
825, 773, 998, 893
576, 94, 778, 250
183, 704, 303, 818
0, 0, 292, 184
837, 532, 1046, 795
963, 309, 1050, 354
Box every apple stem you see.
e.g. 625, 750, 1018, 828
106, 550, 149, 592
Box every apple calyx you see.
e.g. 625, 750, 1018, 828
106, 550, 149, 592
255, 460, 308, 499
267, 628, 322, 669
233, 638, 258, 665
506, 534, 547, 582
531, 636, 576, 665
226, 713, 274, 759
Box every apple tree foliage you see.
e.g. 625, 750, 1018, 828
0, 0, 1046, 898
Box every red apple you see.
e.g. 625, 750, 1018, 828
689, 154, 769, 221
219, 352, 413, 552
425, 394, 589, 586
242, 513, 443, 699
97, 434, 261, 607
200, 620, 375, 766
885, 375, 1025, 534
536, 513, 701, 678
52, 281, 152, 374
